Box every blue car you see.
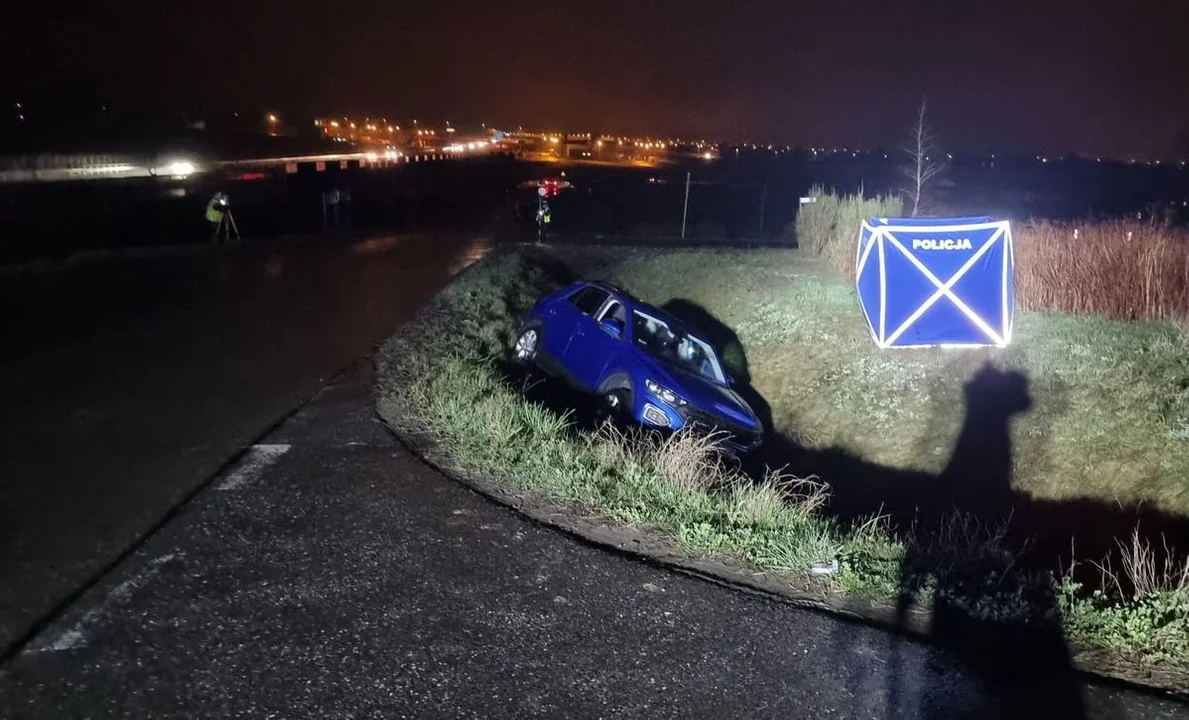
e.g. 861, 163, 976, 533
513, 281, 763, 453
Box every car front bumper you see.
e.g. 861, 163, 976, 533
638, 400, 762, 452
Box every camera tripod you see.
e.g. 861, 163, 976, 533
212, 208, 240, 243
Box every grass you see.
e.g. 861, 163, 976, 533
1060, 530, 1189, 663
1016, 221, 1189, 323
376, 244, 1189, 672
384, 349, 883, 590
559, 247, 1189, 516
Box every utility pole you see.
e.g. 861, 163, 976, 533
681, 171, 691, 239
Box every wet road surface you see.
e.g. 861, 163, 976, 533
0, 234, 493, 654
0, 363, 1183, 718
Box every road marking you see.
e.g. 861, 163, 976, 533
216, 444, 291, 490
28, 554, 179, 653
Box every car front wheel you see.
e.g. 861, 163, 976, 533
513, 325, 541, 364
598, 388, 631, 425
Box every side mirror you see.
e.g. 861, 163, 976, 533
600, 318, 623, 339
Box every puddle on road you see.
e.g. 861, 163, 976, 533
348, 234, 491, 277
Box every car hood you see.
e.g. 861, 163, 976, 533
637, 354, 760, 429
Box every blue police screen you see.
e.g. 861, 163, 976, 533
855, 217, 1014, 348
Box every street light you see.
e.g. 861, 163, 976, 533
267, 113, 278, 124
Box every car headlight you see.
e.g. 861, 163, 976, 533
645, 379, 686, 406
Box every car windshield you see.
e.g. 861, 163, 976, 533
632, 310, 726, 384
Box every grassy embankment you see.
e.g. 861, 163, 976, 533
377, 195, 1189, 673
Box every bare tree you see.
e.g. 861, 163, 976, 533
902, 99, 944, 217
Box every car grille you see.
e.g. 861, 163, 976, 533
676, 406, 761, 449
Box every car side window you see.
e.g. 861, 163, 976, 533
598, 300, 626, 325
568, 286, 610, 317
597, 300, 627, 337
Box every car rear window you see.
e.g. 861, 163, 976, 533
568, 286, 610, 316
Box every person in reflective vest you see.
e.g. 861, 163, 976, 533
205, 193, 227, 225
205, 192, 230, 242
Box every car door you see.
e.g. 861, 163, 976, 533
564, 294, 626, 389
542, 285, 609, 367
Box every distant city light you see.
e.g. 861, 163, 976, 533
702, 152, 713, 160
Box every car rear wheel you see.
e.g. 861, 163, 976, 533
513, 325, 541, 364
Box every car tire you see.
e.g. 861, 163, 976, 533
598, 387, 631, 425
513, 324, 542, 365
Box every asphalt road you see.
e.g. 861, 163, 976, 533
0, 233, 493, 654
0, 363, 1184, 718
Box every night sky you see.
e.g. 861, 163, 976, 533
5, 0, 1189, 158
